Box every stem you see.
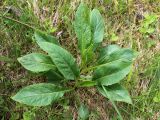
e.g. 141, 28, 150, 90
127, 65, 133, 82
102, 85, 123, 120
110, 100, 123, 120
0, 15, 36, 30
78, 78, 90, 81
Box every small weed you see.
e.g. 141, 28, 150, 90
139, 14, 158, 35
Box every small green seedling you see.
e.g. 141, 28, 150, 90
110, 33, 119, 41
12, 3, 136, 120
139, 14, 158, 34
139, 14, 158, 49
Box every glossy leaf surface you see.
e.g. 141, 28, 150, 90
90, 9, 104, 43
74, 3, 91, 56
93, 45, 135, 86
18, 53, 55, 72
12, 83, 69, 106
97, 84, 132, 104
34, 30, 59, 45
38, 42, 80, 80
45, 70, 64, 85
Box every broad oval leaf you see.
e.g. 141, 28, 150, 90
98, 45, 120, 62
98, 45, 135, 64
97, 84, 132, 104
38, 42, 80, 80
34, 30, 59, 45
93, 45, 136, 86
90, 9, 105, 43
75, 3, 90, 23
74, 3, 92, 55
93, 60, 132, 86
18, 53, 55, 72
12, 83, 69, 106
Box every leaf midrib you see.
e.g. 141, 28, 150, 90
96, 58, 131, 69
16, 90, 65, 99
95, 65, 131, 83
50, 51, 76, 78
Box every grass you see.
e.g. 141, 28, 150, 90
0, 0, 160, 119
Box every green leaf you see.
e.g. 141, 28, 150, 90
38, 42, 80, 80
45, 70, 64, 85
100, 85, 124, 120
23, 111, 35, 120
110, 33, 118, 41
90, 9, 104, 43
98, 45, 121, 63
146, 27, 155, 33
12, 83, 69, 106
79, 81, 97, 87
18, 53, 55, 72
98, 45, 135, 64
75, 3, 90, 23
139, 27, 148, 34
78, 104, 89, 120
34, 30, 59, 45
83, 44, 94, 64
93, 45, 136, 86
97, 84, 132, 104
93, 60, 132, 86
74, 3, 92, 56
144, 14, 157, 25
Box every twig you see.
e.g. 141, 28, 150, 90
0, 93, 10, 96
0, 14, 36, 30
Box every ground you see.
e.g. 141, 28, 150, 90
0, 0, 160, 120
